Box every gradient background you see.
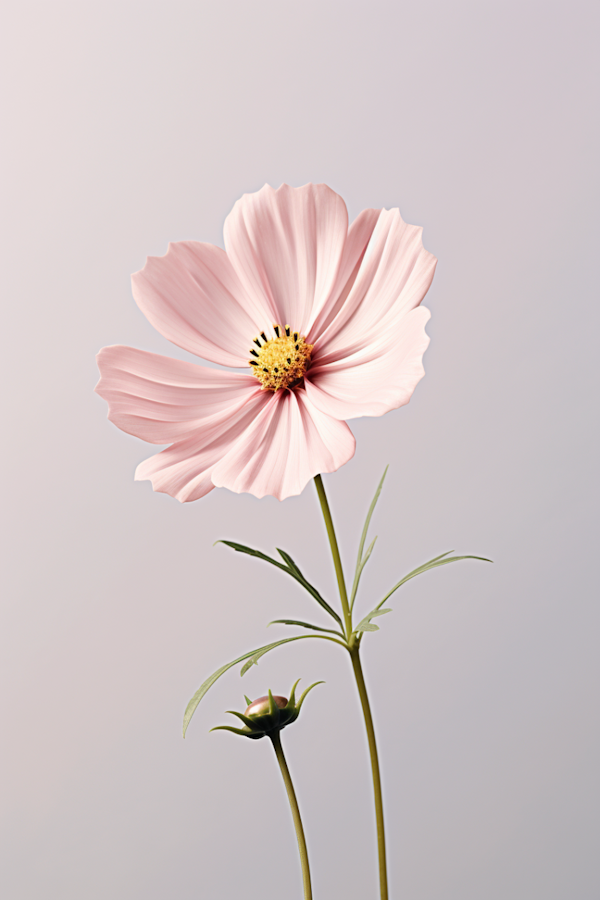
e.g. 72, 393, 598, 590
2, 2, 598, 898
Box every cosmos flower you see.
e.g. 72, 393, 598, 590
95, 183, 436, 501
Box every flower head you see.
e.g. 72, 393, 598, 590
95, 183, 437, 501
211, 680, 322, 740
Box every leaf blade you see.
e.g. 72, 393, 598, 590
349, 467, 388, 612
268, 618, 345, 637
218, 540, 343, 627
354, 608, 392, 634
183, 634, 344, 736
376, 554, 492, 611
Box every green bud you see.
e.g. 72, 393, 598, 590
210, 679, 323, 740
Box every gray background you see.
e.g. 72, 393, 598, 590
1, 2, 598, 898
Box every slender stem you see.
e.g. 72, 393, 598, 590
313, 474, 388, 900
350, 645, 388, 900
270, 730, 312, 900
313, 474, 352, 640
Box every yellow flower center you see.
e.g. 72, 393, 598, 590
249, 325, 313, 391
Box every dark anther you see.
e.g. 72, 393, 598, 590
263, 367, 269, 372
274, 367, 279, 373
295, 344, 299, 350
250, 349, 259, 357
293, 333, 298, 341
285, 326, 290, 336
274, 325, 280, 337
287, 358, 291, 364
261, 332, 267, 342
250, 360, 258, 366
254, 338, 261, 347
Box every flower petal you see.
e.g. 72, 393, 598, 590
304, 306, 431, 420
132, 242, 268, 367
223, 183, 349, 336
306, 207, 381, 341
134, 389, 272, 503
211, 389, 356, 500
312, 208, 437, 364
95, 345, 258, 443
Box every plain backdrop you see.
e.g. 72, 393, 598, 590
1, 2, 598, 899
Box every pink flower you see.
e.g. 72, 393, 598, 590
95, 184, 436, 502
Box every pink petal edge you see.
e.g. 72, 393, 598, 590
224, 183, 350, 337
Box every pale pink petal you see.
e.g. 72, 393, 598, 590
312, 208, 437, 364
132, 242, 270, 367
306, 207, 381, 341
223, 183, 349, 336
134, 389, 272, 503
304, 306, 431, 420
95, 345, 258, 443
211, 389, 356, 500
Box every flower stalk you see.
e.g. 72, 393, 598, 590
313, 475, 388, 900
270, 730, 313, 900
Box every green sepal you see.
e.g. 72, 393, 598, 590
211, 678, 323, 741
268, 690, 280, 719
226, 710, 257, 728
287, 678, 301, 707
296, 681, 324, 714
217, 540, 343, 628
244, 695, 253, 707
210, 725, 252, 738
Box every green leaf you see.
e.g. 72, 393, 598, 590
349, 466, 388, 612
218, 540, 343, 628
351, 553, 491, 639
374, 553, 492, 612
276, 548, 303, 577
183, 634, 342, 737
238, 635, 327, 676
268, 618, 345, 637
184, 644, 270, 737
354, 608, 392, 634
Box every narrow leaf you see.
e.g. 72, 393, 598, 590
349, 466, 388, 612
354, 608, 392, 634
184, 644, 272, 737
268, 618, 345, 637
218, 540, 343, 628
183, 636, 317, 736
276, 548, 303, 577
375, 554, 492, 612
238, 634, 340, 677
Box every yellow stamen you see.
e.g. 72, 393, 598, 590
249, 325, 313, 391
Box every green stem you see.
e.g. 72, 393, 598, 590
270, 730, 312, 900
313, 474, 388, 900
350, 645, 388, 900
313, 474, 352, 640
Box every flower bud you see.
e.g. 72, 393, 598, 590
211, 679, 323, 741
